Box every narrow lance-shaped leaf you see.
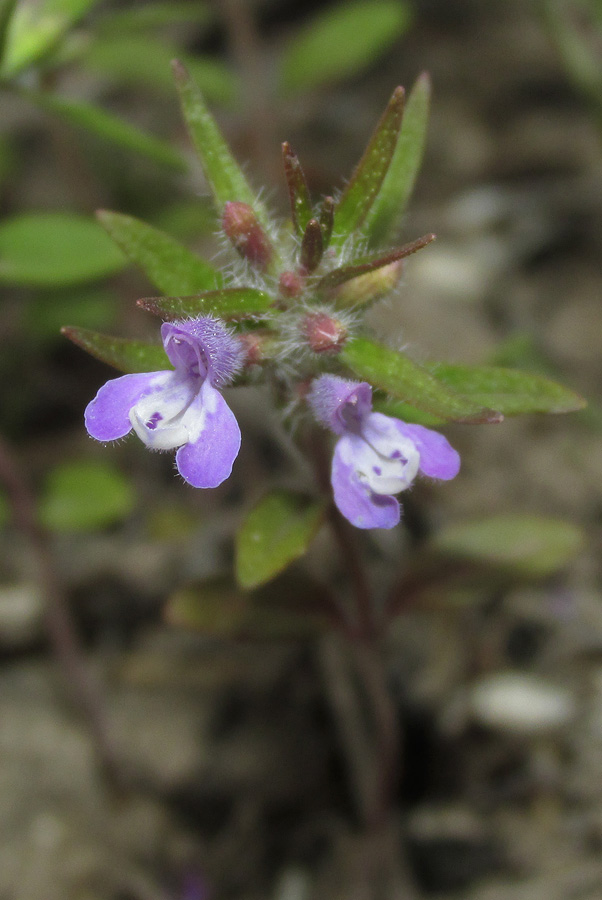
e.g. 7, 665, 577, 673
21, 89, 185, 171
172, 60, 270, 227
235, 491, 326, 590
341, 337, 502, 423
62, 326, 171, 373
97, 210, 221, 295
428, 362, 586, 415
318, 233, 434, 296
319, 196, 335, 248
333, 86, 405, 242
137, 287, 273, 321
282, 142, 313, 234
364, 72, 431, 246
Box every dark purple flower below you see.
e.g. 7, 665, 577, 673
85, 317, 244, 488
308, 375, 460, 529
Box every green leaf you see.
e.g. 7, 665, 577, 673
97, 210, 220, 295
137, 287, 272, 320
95, 1, 213, 33
23, 89, 185, 171
278, 0, 412, 96
172, 60, 269, 226
0, 0, 18, 65
62, 326, 170, 373
333, 86, 405, 242
235, 491, 326, 590
341, 338, 501, 423
428, 362, 586, 415
373, 396, 444, 427
364, 72, 431, 245
0, 212, 125, 286
26, 286, 117, 338
85, 35, 237, 106
0, 0, 100, 75
39, 460, 136, 532
430, 515, 585, 579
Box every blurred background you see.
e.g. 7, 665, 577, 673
0, 1, 601, 898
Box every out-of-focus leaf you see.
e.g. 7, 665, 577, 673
172, 60, 270, 226
333, 86, 405, 242
85, 35, 237, 106
39, 460, 135, 532
0, 0, 18, 64
235, 491, 326, 590
138, 287, 272, 320
23, 89, 185, 170
429, 362, 586, 415
0, 0, 99, 75
62, 326, 170, 373
95, 1, 213, 33
278, 0, 412, 96
430, 515, 585, 579
27, 287, 117, 338
364, 73, 431, 245
97, 210, 220, 295
0, 212, 125, 286
168, 573, 333, 639
341, 338, 501, 423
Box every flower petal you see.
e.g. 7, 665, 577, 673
332, 434, 401, 529
394, 422, 460, 480
308, 375, 372, 435
175, 381, 241, 488
85, 371, 173, 441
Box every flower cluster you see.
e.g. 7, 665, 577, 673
85, 319, 459, 528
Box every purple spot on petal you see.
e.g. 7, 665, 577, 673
146, 411, 163, 430
373, 466, 382, 475
390, 450, 401, 459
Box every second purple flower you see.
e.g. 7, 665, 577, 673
308, 374, 461, 529
85, 317, 244, 488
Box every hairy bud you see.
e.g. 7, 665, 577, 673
303, 312, 347, 354
222, 202, 273, 271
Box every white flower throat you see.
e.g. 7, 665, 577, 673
129, 379, 198, 450
355, 433, 420, 495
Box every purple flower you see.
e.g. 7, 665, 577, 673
308, 374, 460, 529
85, 318, 244, 488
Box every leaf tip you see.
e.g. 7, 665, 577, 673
416, 71, 432, 91
171, 57, 189, 84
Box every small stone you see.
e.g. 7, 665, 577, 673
469, 672, 575, 735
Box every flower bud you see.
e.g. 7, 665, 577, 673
222, 202, 273, 271
303, 312, 347, 354
279, 270, 303, 299
331, 259, 403, 307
